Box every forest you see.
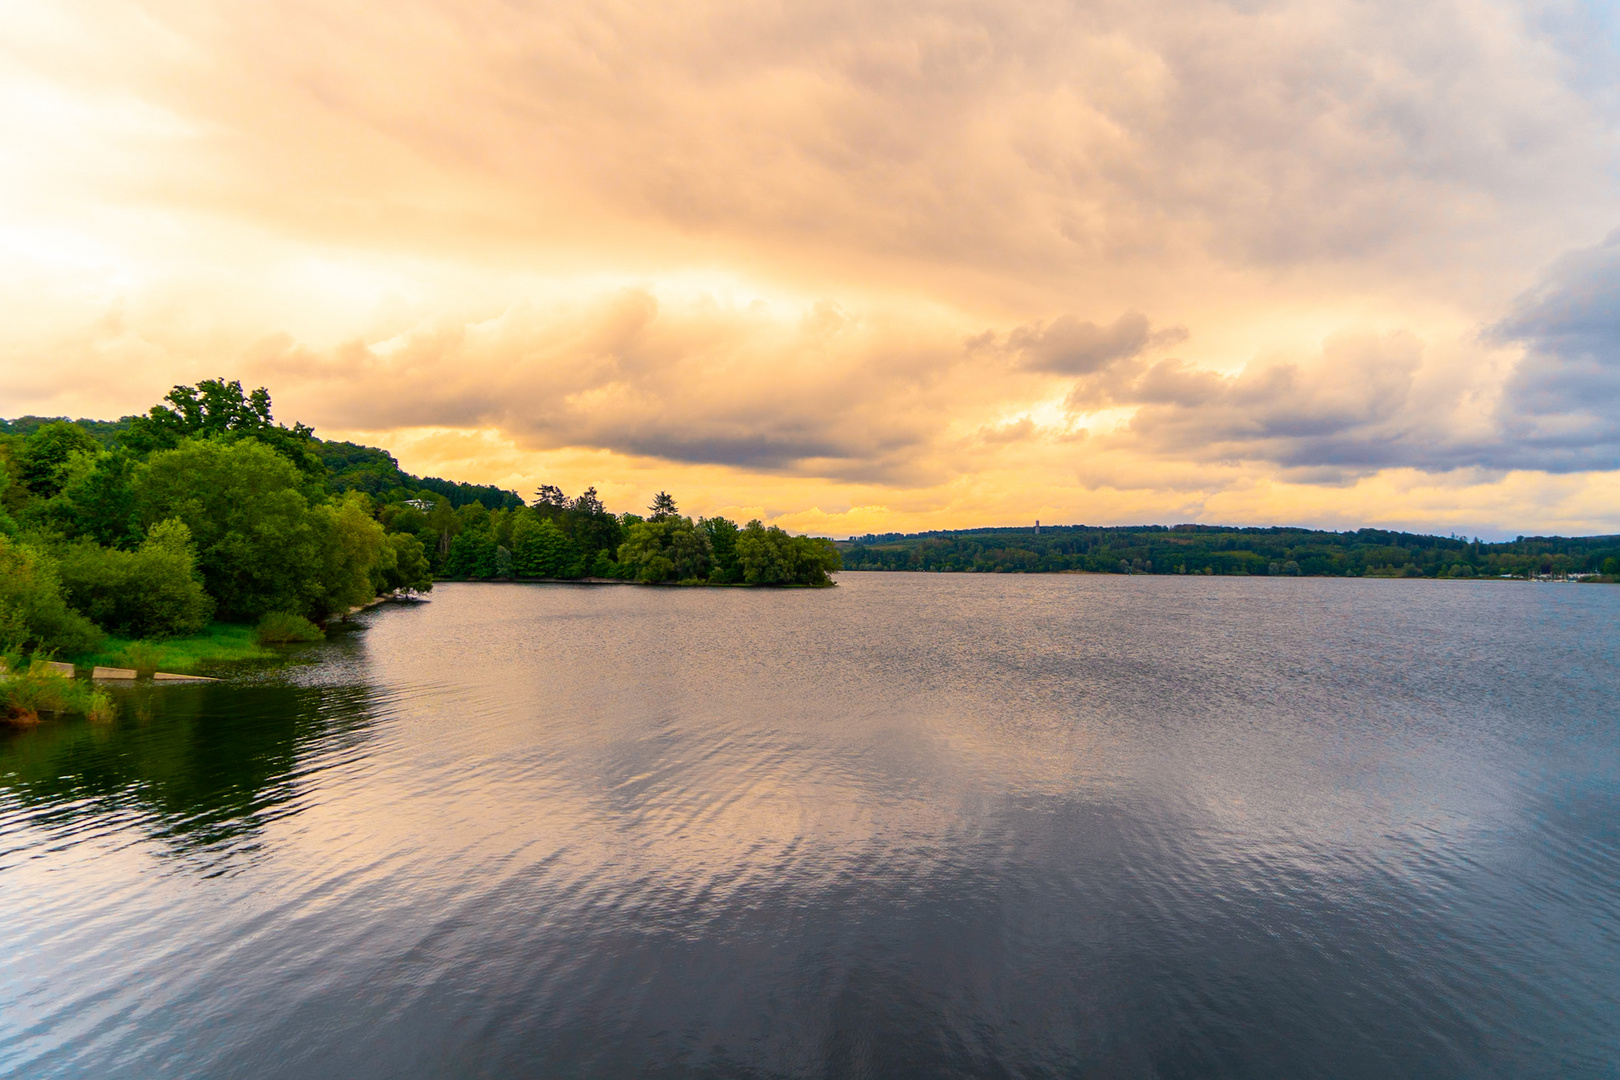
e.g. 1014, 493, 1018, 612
0, 379, 841, 685
839, 524, 1620, 579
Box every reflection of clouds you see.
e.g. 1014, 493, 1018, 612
3, 577, 1616, 1075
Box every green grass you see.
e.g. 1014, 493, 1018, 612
69, 622, 275, 674
2, 661, 115, 724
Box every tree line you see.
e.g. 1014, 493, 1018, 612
839, 524, 1620, 579
1, 379, 839, 661
410, 487, 840, 587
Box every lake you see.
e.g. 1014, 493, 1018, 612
2, 573, 1617, 1078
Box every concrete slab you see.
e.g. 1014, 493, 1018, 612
44, 661, 74, 677
153, 672, 218, 682
92, 666, 137, 680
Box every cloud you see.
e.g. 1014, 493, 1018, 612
1009, 311, 1186, 375
253, 290, 983, 486
1490, 229, 1620, 471
1074, 331, 1427, 473
2, 0, 1620, 534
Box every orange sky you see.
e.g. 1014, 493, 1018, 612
3, 0, 1619, 537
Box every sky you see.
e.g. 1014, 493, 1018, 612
2, 0, 1619, 538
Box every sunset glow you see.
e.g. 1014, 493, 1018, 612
4, 0, 1618, 535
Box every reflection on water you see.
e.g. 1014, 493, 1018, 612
1, 575, 1618, 1078
0, 683, 378, 871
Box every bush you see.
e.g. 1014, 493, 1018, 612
2, 660, 114, 725
255, 611, 325, 644
0, 536, 103, 655
55, 520, 214, 638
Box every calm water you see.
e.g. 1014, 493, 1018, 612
2, 574, 1618, 1078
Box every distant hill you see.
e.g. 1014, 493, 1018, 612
0, 415, 134, 448
312, 439, 523, 510
838, 523, 1620, 579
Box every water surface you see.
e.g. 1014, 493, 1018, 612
2, 574, 1618, 1078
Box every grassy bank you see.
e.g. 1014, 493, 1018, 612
1, 662, 114, 725
70, 622, 275, 673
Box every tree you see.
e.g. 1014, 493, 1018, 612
735, 521, 841, 585
55, 519, 214, 638
618, 522, 675, 582
122, 378, 324, 478
379, 532, 433, 594
57, 448, 142, 548
0, 536, 103, 655
563, 486, 624, 565
134, 438, 322, 620
444, 530, 498, 579
701, 517, 741, 583
668, 519, 713, 580
18, 422, 101, 499
311, 493, 389, 616
649, 491, 678, 521
513, 515, 578, 578
534, 484, 568, 510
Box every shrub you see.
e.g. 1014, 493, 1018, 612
0, 536, 103, 655
55, 520, 214, 638
255, 611, 325, 644
2, 660, 114, 725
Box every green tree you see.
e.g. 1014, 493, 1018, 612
379, 532, 433, 594
56, 447, 142, 548
534, 484, 568, 512
122, 378, 324, 478
18, 422, 101, 499
444, 530, 498, 579
701, 517, 741, 583
735, 521, 840, 586
563, 487, 624, 563
668, 519, 713, 580
512, 516, 577, 577
55, 520, 214, 638
310, 492, 389, 616
618, 521, 677, 582
0, 536, 102, 655
134, 438, 321, 620
649, 491, 678, 521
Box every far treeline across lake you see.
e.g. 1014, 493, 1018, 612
838, 525, 1620, 580
1, 379, 840, 718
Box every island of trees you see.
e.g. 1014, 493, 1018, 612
1, 379, 839, 719
839, 524, 1620, 580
